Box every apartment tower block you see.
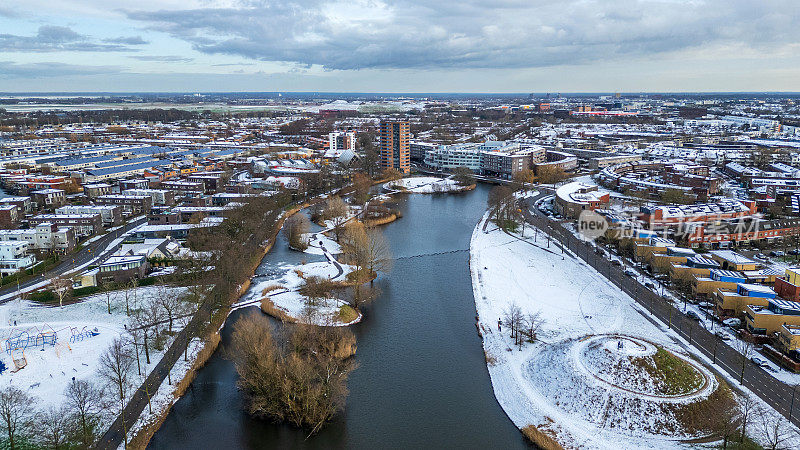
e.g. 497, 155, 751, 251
379, 121, 410, 174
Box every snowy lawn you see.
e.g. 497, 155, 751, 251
470, 215, 799, 449
0, 285, 189, 424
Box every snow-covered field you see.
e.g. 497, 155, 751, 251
0, 285, 188, 421
384, 176, 469, 194
470, 216, 800, 449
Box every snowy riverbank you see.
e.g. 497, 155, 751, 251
469, 214, 800, 449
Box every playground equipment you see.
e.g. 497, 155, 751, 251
3, 325, 62, 371
10, 348, 26, 371
69, 326, 99, 343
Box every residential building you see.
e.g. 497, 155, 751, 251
328, 131, 356, 152
0, 205, 20, 229
715, 283, 777, 317
95, 194, 153, 214
554, 181, 611, 219
97, 254, 149, 283
30, 213, 103, 237
82, 183, 112, 199
0, 241, 35, 276
0, 196, 31, 213
745, 299, 800, 335
56, 204, 122, 226
0, 223, 76, 252
379, 121, 410, 174
122, 188, 175, 206
775, 268, 800, 302
160, 180, 205, 195
30, 188, 65, 209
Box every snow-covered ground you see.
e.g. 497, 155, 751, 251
0, 285, 188, 422
384, 176, 469, 194
470, 215, 800, 449
302, 232, 342, 255
235, 260, 359, 326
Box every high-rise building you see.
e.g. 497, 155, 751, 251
379, 121, 410, 174
328, 131, 356, 152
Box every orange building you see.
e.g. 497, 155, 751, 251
380, 121, 410, 174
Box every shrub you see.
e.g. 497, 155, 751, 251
72, 286, 101, 298
29, 290, 56, 304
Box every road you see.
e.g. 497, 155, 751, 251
0, 216, 147, 303
521, 190, 800, 428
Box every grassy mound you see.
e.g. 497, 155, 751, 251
633, 347, 704, 396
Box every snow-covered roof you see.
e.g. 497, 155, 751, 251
709, 250, 756, 265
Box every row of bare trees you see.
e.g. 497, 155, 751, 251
0, 345, 132, 449
501, 302, 544, 349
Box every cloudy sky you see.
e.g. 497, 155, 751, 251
1, 0, 799, 93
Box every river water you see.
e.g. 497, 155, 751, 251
149, 184, 530, 449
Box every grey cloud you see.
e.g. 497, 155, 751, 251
104, 35, 149, 45
0, 61, 122, 78
0, 6, 19, 18
0, 25, 138, 52
125, 0, 800, 70
129, 55, 192, 62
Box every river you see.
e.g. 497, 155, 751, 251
148, 184, 531, 449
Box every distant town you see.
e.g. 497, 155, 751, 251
1, 92, 800, 449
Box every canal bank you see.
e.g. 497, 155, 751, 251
148, 185, 530, 449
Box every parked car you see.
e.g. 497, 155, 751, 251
624, 269, 637, 277
644, 282, 656, 290
715, 331, 733, 341
770, 250, 785, 257
789, 249, 800, 256
750, 357, 768, 368
611, 259, 622, 267
698, 301, 713, 309
756, 253, 767, 260
686, 310, 701, 321
723, 318, 742, 328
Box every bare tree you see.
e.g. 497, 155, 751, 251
228, 315, 356, 434
349, 284, 381, 309
760, 410, 793, 450
102, 282, 116, 315
739, 394, 758, 445
734, 338, 754, 385
133, 308, 153, 365
64, 378, 103, 448
0, 386, 36, 450
324, 196, 349, 241
283, 214, 310, 251
523, 311, 544, 343
340, 222, 393, 281
98, 337, 135, 449
36, 406, 70, 450
51, 276, 72, 308
502, 302, 525, 349
157, 283, 183, 332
